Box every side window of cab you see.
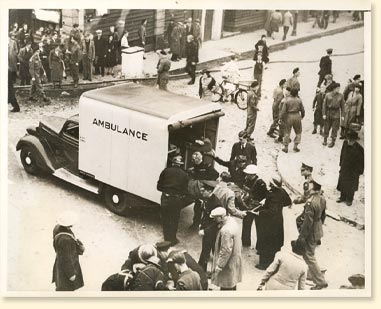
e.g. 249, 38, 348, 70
62, 121, 79, 141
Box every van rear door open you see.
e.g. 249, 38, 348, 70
79, 83, 224, 205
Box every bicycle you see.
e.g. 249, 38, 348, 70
211, 79, 249, 110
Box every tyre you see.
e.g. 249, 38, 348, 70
211, 85, 223, 102
104, 185, 130, 216
20, 145, 40, 175
235, 89, 248, 110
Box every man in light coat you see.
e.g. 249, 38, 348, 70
156, 50, 171, 90
211, 207, 242, 290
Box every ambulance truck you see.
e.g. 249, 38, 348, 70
16, 83, 224, 215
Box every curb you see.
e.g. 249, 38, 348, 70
276, 152, 365, 230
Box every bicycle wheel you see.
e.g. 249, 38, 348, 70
211, 85, 223, 102
235, 89, 248, 110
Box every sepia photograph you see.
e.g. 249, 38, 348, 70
1, 0, 371, 297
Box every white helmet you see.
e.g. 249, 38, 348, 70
243, 164, 259, 175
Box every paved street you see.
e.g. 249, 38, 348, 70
7, 28, 365, 292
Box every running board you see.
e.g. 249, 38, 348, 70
53, 168, 99, 194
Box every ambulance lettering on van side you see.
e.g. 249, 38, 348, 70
92, 118, 148, 141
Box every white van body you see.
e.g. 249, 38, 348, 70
79, 83, 223, 204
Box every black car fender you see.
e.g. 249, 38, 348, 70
16, 135, 55, 173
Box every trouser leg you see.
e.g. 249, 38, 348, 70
293, 115, 302, 145
192, 199, 203, 226
245, 109, 257, 137
283, 26, 289, 40
8, 71, 20, 110
324, 117, 332, 138
303, 240, 328, 286
330, 117, 340, 139
161, 195, 180, 242
241, 212, 255, 246
317, 75, 325, 87
283, 117, 292, 146
198, 226, 218, 271
83, 58, 89, 80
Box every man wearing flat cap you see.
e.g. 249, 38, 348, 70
294, 161, 314, 204
322, 82, 345, 147
52, 211, 84, 291
317, 48, 333, 87
210, 207, 242, 290
336, 129, 364, 206
285, 67, 301, 92
157, 155, 192, 245
297, 176, 328, 290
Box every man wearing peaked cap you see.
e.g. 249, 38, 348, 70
297, 174, 328, 290
322, 79, 345, 147
318, 48, 333, 87
241, 164, 268, 248
157, 154, 192, 245
197, 180, 223, 271
294, 160, 314, 204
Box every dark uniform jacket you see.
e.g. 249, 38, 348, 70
213, 156, 247, 188
121, 245, 143, 271
176, 269, 202, 290
52, 225, 84, 291
130, 263, 166, 291
242, 176, 268, 209
318, 55, 332, 77
157, 166, 190, 196
322, 91, 345, 118
298, 193, 326, 243
188, 161, 219, 181
230, 142, 257, 165
200, 194, 222, 231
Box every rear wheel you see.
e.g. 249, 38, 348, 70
104, 185, 130, 216
235, 89, 248, 110
20, 146, 40, 175
211, 85, 223, 102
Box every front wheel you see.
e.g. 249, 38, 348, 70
20, 146, 40, 175
104, 185, 130, 216
211, 85, 223, 102
235, 89, 248, 110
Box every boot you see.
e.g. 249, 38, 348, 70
312, 125, 317, 134
322, 137, 328, 146
293, 144, 300, 152
328, 138, 336, 148
282, 146, 288, 153
267, 131, 276, 138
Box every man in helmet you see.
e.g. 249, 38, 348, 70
240, 164, 268, 247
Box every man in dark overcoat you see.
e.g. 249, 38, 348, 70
170, 22, 181, 61
52, 211, 84, 291
185, 35, 199, 85
254, 174, 291, 270
336, 130, 364, 206
317, 48, 333, 87
94, 29, 106, 76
